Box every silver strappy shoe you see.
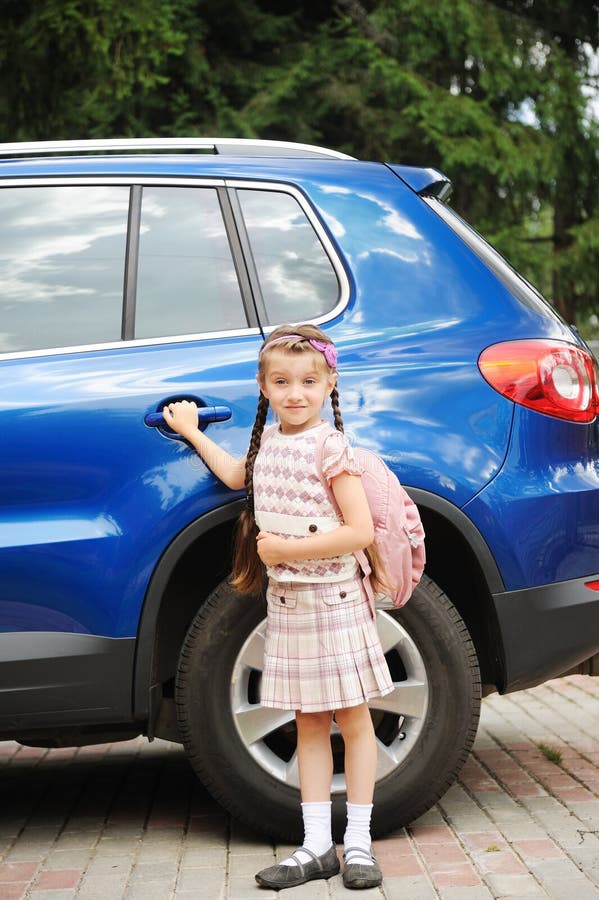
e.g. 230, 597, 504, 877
255, 843, 340, 890
342, 846, 383, 889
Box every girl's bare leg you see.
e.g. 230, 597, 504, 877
335, 702, 380, 878
273, 710, 335, 868
296, 709, 334, 799
335, 702, 377, 803
255, 709, 339, 885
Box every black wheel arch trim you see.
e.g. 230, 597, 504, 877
133, 498, 246, 723
407, 487, 505, 594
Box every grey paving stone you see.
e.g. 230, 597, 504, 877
173, 894, 223, 900
176, 867, 227, 891
518, 796, 576, 818
3, 844, 51, 861
529, 857, 590, 879
229, 851, 278, 876
185, 828, 229, 849
54, 831, 100, 850
524, 879, 599, 900
290, 878, 338, 897
492, 895, 548, 900
438, 887, 493, 900
411, 808, 446, 826
76, 873, 129, 898
443, 813, 494, 832
568, 846, 599, 884
128, 858, 178, 883
97, 823, 144, 839
227, 873, 278, 898
491, 823, 548, 841
84, 855, 135, 876
40, 849, 93, 869
94, 837, 143, 856
123, 883, 176, 899
179, 846, 227, 868
382, 874, 439, 899
26, 891, 77, 900
567, 802, 599, 826
135, 842, 181, 862
483, 872, 547, 895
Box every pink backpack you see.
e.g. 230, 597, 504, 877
315, 428, 425, 609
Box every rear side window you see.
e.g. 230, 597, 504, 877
135, 187, 247, 338
0, 186, 128, 353
236, 189, 340, 322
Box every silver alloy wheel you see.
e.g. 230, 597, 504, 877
230, 604, 430, 793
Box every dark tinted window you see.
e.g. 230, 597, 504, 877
135, 187, 247, 338
237, 189, 339, 322
0, 186, 128, 353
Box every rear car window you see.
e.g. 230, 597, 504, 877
236, 188, 340, 323
0, 186, 128, 353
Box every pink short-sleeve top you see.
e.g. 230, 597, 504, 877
253, 420, 362, 584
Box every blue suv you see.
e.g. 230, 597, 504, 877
1, 138, 597, 841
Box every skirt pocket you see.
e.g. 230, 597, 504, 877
322, 581, 362, 606
266, 584, 298, 609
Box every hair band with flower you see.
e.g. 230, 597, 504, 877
260, 334, 338, 369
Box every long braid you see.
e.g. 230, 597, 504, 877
244, 392, 270, 509
230, 393, 269, 595
330, 387, 344, 433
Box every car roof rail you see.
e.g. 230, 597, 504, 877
0, 137, 355, 160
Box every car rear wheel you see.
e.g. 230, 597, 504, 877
175, 574, 481, 841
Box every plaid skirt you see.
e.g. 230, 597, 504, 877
260, 576, 394, 712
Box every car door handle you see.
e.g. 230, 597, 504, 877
144, 405, 232, 428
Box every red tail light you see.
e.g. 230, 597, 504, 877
478, 340, 598, 423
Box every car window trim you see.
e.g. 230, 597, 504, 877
216, 186, 259, 329
0, 327, 264, 362
224, 179, 351, 328
122, 185, 142, 341
226, 187, 268, 324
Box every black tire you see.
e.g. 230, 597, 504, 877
175, 574, 481, 841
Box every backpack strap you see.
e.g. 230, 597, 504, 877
313, 426, 377, 617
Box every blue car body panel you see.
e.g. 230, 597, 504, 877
0, 334, 263, 637
0, 148, 597, 728
464, 409, 599, 589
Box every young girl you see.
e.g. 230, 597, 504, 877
163, 324, 393, 891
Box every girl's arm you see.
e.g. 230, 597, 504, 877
162, 400, 246, 491
256, 472, 374, 566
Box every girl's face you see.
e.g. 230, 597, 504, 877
259, 349, 337, 435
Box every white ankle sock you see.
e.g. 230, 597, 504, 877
281, 801, 332, 867
344, 802, 375, 865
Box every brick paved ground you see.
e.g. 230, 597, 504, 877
1, 674, 598, 899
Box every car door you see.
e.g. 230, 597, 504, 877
0, 178, 264, 732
